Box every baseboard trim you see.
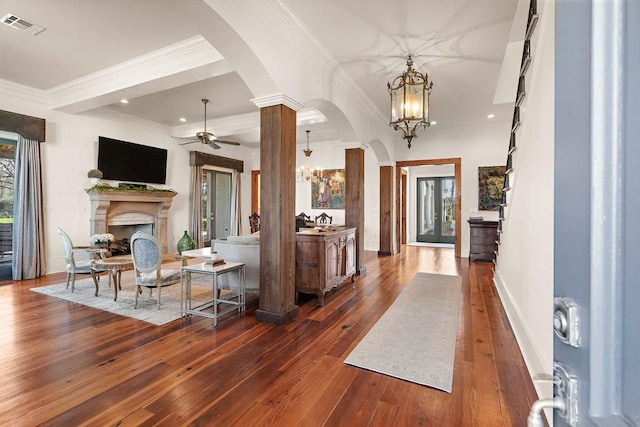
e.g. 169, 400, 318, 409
493, 270, 553, 403
255, 306, 299, 325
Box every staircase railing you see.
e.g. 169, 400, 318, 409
495, 0, 539, 265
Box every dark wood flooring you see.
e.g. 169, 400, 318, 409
0, 245, 538, 426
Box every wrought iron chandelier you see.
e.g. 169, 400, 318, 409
387, 55, 433, 148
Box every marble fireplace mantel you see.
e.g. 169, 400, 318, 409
88, 189, 178, 254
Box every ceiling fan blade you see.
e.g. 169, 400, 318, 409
179, 99, 241, 149
177, 139, 198, 146
212, 139, 241, 146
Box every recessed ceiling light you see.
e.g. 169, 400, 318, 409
120, 99, 129, 104
430, 121, 437, 125
487, 114, 495, 119
179, 117, 187, 122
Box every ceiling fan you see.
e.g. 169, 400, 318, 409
177, 98, 241, 150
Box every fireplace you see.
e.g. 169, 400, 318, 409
88, 189, 178, 254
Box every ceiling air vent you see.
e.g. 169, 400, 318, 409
1, 14, 46, 35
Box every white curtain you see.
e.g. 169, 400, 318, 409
230, 169, 242, 236
13, 135, 46, 279
189, 164, 203, 248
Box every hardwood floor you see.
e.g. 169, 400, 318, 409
0, 246, 538, 426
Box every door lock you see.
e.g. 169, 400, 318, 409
554, 362, 579, 426
553, 297, 581, 347
527, 363, 579, 427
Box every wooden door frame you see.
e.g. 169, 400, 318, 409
251, 170, 260, 214
396, 158, 461, 258
401, 169, 407, 244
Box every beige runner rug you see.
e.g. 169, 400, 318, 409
344, 272, 462, 392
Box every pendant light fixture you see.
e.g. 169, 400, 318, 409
387, 55, 433, 148
301, 130, 313, 181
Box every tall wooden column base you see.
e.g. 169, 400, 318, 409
255, 308, 299, 325
378, 165, 393, 256
345, 148, 366, 275
255, 100, 300, 324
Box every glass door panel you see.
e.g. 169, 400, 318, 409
417, 176, 455, 243
440, 177, 456, 242
202, 170, 232, 246
417, 178, 436, 241
0, 141, 15, 280
214, 172, 231, 239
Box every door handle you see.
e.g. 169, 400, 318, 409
527, 362, 578, 426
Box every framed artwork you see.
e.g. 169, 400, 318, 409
311, 169, 345, 209
478, 166, 506, 211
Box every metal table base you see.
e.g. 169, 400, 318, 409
181, 261, 246, 326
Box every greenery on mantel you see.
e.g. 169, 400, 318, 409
87, 168, 103, 179
86, 184, 176, 193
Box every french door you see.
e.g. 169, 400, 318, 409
0, 137, 15, 280
416, 176, 455, 244
202, 169, 232, 246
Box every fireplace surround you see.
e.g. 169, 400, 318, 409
88, 188, 177, 254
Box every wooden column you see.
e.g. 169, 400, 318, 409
378, 165, 393, 255
254, 101, 299, 325
345, 148, 366, 274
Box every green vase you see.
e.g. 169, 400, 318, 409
177, 230, 195, 254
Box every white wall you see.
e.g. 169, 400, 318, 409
292, 143, 380, 251
363, 148, 380, 251
1, 90, 255, 274
493, 0, 554, 403
294, 144, 345, 225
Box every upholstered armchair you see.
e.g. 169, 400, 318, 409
57, 227, 106, 292
130, 232, 181, 309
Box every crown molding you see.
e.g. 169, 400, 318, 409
48, 35, 223, 112
0, 78, 48, 105
251, 93, 305, 111
339, 142, 369, 150
171, 106, 328, 140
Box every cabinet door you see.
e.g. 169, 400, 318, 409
325, 238, 341, 288
344, 233, 356, 276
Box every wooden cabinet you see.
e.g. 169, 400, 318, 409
468, 220, 499, 262
295, 228, 356, 306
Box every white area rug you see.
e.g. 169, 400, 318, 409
344, 272, 462, 392
31, 264, 212, 326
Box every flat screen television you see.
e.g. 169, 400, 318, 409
97, 136, 168, 185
